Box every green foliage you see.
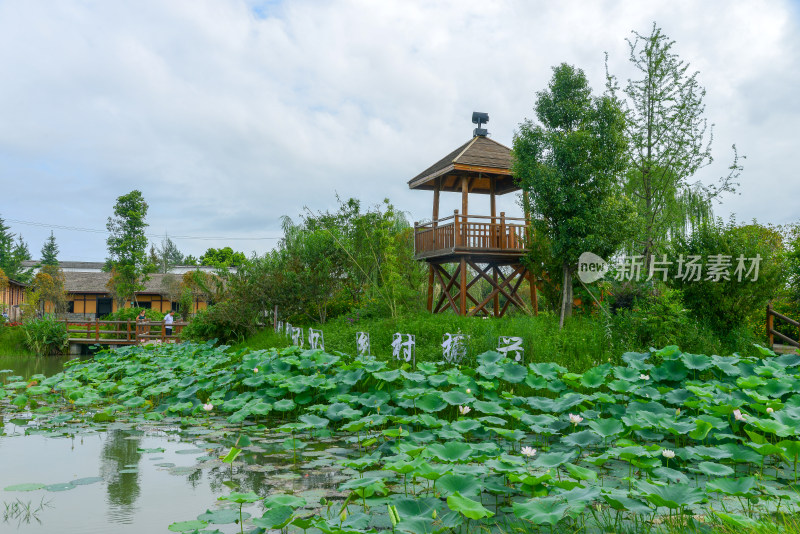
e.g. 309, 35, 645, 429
30, 340, 800, 532
40, 231, 59, 266
105, 190, 150, 305
100, 307, 164, 322
0, 215, 33, 282
199, 247, 246, 268
668, 218, 785, 333
188, 198, 425, 342
0, 324, 34, 356
21, 315, 68, 355
149, 236, 184, 273
32, 265, 68, 314
608, 23, 741, 260
513, 63, 634, 326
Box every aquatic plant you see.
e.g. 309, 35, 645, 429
4, 340, 800, 532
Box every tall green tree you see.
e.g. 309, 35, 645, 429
105, 190, 150, 305
513, 63, 634, 328
607, 23, 742, 263
40, 231, 60, 266
0, 215, 32, 281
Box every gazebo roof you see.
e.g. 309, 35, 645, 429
408, 135, 519, 195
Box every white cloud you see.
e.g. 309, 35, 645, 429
0, 0, 797, 261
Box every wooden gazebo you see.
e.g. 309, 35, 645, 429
410, 116, 537, 316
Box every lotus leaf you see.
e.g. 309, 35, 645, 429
446, 491, 493, 520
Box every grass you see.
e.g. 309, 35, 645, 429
233, 312, 613, 372
0, 326, 36, 356
232, 310, 766, 372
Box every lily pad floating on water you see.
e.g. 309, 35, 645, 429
4, 483, 45, 492
168, 519, 209, 532
197, 508, 250, 524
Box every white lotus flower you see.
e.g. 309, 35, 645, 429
459, 406, 471, 415
662, 449, 675, 459
568, 413, 583, 424
733, 409, 746, 421
466, 388, 471, 394
639, 374, 650, 381
767, 407, 774, 414
202, 403, 213, 412
521, 446, 537, 457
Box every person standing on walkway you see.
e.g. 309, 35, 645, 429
164, 310, 174, 339
137, 309, 147, 341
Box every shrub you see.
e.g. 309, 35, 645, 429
21, 315, 68, 355
668, 218, 785, 334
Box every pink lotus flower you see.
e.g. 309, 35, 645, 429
568, 413, 583, 425
202, 403, 213, 412
521, 446, 537, 457
733, 409, 746, 422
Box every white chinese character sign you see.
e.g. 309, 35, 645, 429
292, 327, 304, 348
276, 321, 283, 333
308, 328, 324, 350
356, 332, 370, 356
285, 322, 292, 336
392, 333, 415, 366
497, 336, 524, 363
442, 333, 468, 364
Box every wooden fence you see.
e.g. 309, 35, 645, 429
61, 319, 188, 345
767, 303, 799, 350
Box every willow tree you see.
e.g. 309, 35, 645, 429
608, 23, 742, 262
514, 63, 634, 328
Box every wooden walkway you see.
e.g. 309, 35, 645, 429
62, 319, 187, 346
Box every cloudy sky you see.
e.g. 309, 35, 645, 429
1, 0, 797, 262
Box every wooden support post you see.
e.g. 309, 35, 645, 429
454, 210, 461, 246
493, 266, 499, 317
127, 320, 131, 342
161, 321, 166, 343
274, 305, 278, 330
460, 257, 467, 316
490, 177, 497, 247
95, 321, 99, 342
767, 303, 774, 348
427, 264, 435, 312
461, 176, 469, 216
529, 271, 538, 315
499, 212, 506, 249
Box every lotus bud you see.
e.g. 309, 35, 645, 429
733, 409, 746, 422
466, 388, 471, 394
767, 407, 774, 414
253, 367, 258, 373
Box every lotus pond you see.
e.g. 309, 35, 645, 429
2, 341, 800, 533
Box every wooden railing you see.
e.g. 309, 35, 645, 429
414, 211, 528, 256
767, 304, 799, 350
61, 319, 188, 345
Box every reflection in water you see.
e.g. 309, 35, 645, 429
100, 430, 142, 523
0, 354, 85, 380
